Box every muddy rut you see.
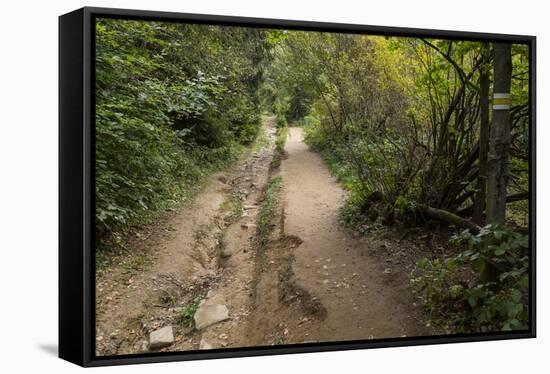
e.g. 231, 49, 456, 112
96, 120, 430, 356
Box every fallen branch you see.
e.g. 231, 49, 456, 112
506, 192, 529, 203
416, 204, 481, 233
456, 192, 529, 218
453, 190, 476, 208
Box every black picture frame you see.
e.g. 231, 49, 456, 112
59, 6, 536, 367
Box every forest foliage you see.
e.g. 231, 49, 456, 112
265, 32, 529, 226
263, 31, 530, 332
95, 19, 275, 244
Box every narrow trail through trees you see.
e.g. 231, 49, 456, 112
96, 119, 431, 356
274, 127, 429, 342
95, 119, 278, 355
94, 21, 531, 346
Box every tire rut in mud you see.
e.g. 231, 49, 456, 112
245, 167, 327, 346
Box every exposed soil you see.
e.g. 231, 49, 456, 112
95, 118, 277, 355
95, 121, 438, 357
269, 128, 433, 342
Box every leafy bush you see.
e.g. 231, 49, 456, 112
412, 225, 529, 332
275, 126, 289, 154
268, 32, 529, 234
95, 19, 272, 244
275, 112, 288, 128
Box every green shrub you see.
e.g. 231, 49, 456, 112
94, 19, 270, 245
275, 126, 289, 154
412, 225, 529, 332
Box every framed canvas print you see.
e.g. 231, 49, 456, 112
59, 6, 536, 367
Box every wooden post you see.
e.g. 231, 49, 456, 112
486, 43, 512, 225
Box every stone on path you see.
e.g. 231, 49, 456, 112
148, 325, 174, 350
140, 340, 149, 352
199, 338, 213, 350
194, 302, 230, 330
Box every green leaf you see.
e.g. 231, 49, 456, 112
494, 247, 506, 256
472, 257, 486, 273
518, 275, 529, 289
510, 289, 522, 303
446, 258, 458, 271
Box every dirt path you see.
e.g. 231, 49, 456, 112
274, 127, 430, 342
96, 121, 431, 356
95, 118, 278, 355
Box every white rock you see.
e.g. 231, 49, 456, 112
199, 338, 213, 350
140, 340, 149, 352
149, 325, 174, 349
194, 303, 230, 330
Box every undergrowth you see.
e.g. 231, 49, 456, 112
175, 296, 202, 328
270, 125, 289, 170
258, 176, 283, 238
411, 224, 529, 333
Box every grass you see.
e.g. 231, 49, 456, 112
120, 253, 151, 271
270, 125, 289, 169
252, 124, 269, 152
96, 247, 151, 273
175, 296, 202, 328
259, 122, 287, 235
258, 176, 283, 236
220, 193, 244, 223
275, 126, 289, 154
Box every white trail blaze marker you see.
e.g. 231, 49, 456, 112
493, 93, 511, 110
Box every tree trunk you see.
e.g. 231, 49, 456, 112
486, 43, 512, 225
473, 42, 491, 224
483, 43, 512, 283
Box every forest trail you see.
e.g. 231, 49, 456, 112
95, 120, 431, 356
95, 118, 278, 355
242, 127, 430, 345
94, 23, 530, 348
